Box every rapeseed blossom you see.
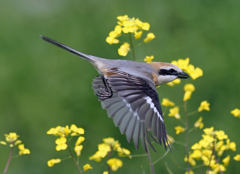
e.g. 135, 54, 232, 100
194, 117, 204, 129
198, 101, 210, 112
143, 33, 155, 43
47, 159, 61, 167
162, 98, 175, 107
231, 108, 240, 118
47, 124, 85, 167
144, 55, 154, 63
90, 137, 130, 172
183, 83, 195, 101
106, 15, 154, 57
0, 132, 30, 155
107, 158, 123, 171
171, 58, 203, 81
187, 127, 236, 173
83, 163, 92, 171
175, 126, 185, 134
169, 107, 180, 119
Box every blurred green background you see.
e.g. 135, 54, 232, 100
0, 0, 240, 173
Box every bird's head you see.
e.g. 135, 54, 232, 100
150, 62, 189, 86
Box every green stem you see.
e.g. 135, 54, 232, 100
3, 146, 13, 174
153, 149, 169, 165
188, 110, 198, 117
184, 101, 190, 174
129, 33, 136, 61
66, 142, 82, 173
107, 145, 113, 174
146, 142, 155, 174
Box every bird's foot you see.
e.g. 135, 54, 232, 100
96, 85, 112, 101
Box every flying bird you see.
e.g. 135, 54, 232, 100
40, 36, 189, 152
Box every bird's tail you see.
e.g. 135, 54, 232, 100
40, 35, 98, 65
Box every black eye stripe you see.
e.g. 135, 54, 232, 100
159, 69, 178, 76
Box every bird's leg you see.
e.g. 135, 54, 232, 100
96, 75, 113, 101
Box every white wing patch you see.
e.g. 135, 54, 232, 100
144, 96, 164, 122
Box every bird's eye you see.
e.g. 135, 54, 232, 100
169, 68, 177, 74
159, 68, 178, 75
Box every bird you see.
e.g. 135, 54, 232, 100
40, 35, 189, 152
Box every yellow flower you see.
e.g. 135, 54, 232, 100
167, 78, 181, 86
55, 137, 67, 151
144, 33, 155, 43
177, 58, 190, 70
18, 144, 30, 155
161, 98, 175, 107
103, 171, 108, 174
47, 159, 61, 167
175, 126, 185, 134
202, 135, 214, 144
185, 170, 194, 174
98, 143, 111, 152
194, 117, 204, 129
222, 155, 230, 166
116, 147, 131, 157
198, 101, 210, 112
134, 18, 150, 30
190, 149, 202, 158
166, 135, 174, 146
191, 143, 202, 150
106, 37, 119, 45
70, 124, 84, 136
47, 125, 71, 137
184, 83, 195, 92
234, 154, 240, 161
118, 42, 130, 56
211, 164, 226, 172
0, 141, 7, 145
190, 67, 203, 80
117, 15, 129, 22
89, 151, 106, 162
185, 64, 203, 80
144, 55, 154, 63
231, 108, 240, 118
203, 127, 214, 135
75, 136, 85, 146
74, 145, 83, 157
224, 139, 236, 151
168, 107, 180, 119
103, 137, 119, 146
14, 140, 22, 146
4, 132, 19, 143
89, 142, 111, 162
134, 31, 142, 39
122, 20, 136, 33
83, 163, 92, 171
107, 158, 123, 171
184, 156, 196, 166
215, 130, 228, 140
183, 84, 195, 101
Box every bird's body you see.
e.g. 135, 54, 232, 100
41, 36, 189, 152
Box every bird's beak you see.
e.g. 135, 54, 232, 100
177, 72, 189, 79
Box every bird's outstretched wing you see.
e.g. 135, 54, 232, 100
92, 69, 169, 152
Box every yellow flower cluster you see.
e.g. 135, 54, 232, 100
172, 58, 203, 80
47, 124, 85, 167
167, 58, 203, 86
0, 132, 30, 155
106, 15, 155, 57
89, 137, 130, 172
186, 127, 236, 173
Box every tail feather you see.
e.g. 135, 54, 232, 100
40, 35, 97, 64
